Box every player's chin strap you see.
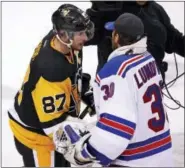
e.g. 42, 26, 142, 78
56, 34, 73, 48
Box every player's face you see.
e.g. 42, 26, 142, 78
72, 31, 88, 51
112, 30, 119, 50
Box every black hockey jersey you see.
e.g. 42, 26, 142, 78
8, 31, 82, 150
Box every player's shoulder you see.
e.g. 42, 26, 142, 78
33, 32, 72, 82
37, 54, 71, 82
148, 1, 162, 9
98, 52, 153, 79
98, 54, 132, 79
147, 1, 165, 15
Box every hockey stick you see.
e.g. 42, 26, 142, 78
79, 106, 96, 119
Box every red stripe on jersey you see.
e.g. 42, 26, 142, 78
96, 74, 101, 84
117, 55, 143, 76
100, 117, 135, 135
122, 136, 171, 156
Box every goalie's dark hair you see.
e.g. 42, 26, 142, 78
117, 31, 145, 46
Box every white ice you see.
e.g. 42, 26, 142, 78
2, 2, 184, 167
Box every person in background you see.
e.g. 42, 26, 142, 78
7, 4, 94, 167
85, 1, 184, 81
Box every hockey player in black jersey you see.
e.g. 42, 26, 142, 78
8, 4, 94, 167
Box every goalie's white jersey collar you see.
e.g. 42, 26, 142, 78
108, 37, 147, 61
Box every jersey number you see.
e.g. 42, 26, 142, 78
101, 82, 115, 100
42, 94, 66, 113
143, 84, 166, 132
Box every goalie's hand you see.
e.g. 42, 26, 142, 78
53, 116, 86, 154
53, 120, 99, 167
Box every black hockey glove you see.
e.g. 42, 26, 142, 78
159, 61, 168, 88
81, 73, 96, 117
81, 73, 92, 97
161, 61, 168, 73
159, 61, 168, 82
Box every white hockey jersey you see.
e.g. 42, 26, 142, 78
87, 38, 173, 167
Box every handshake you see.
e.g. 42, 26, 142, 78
53, 116, 99, 167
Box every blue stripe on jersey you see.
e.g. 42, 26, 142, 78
118, 142, 172, 161
126, 130, 170, 149
100, 113, 136, 129
97, 122, 132, 140
121, 55, 153, 78
87, 142, 112, 166
98, 54, 135, 80
117, 130, 172, 161
97, 113, 136, 140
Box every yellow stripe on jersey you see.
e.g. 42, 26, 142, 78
9, 119, 54, 151
32, 41, 42, 60
17, 90, 23, 106
31, 76, 71, 123
34, 149, 54, 167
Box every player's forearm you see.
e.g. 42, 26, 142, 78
85, 113, 136, 166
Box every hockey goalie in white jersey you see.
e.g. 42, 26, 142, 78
53, 13, 174, 167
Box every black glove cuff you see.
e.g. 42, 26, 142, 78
82, 73, 91, 96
